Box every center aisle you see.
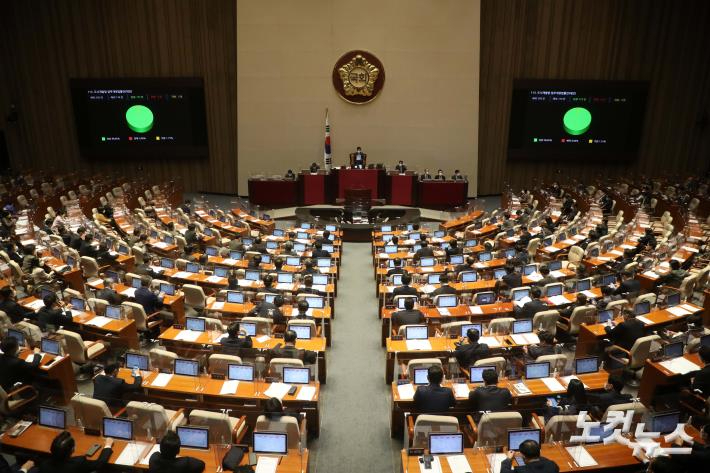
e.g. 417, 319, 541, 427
313, 242, 400, 473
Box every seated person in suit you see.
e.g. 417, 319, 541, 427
560, 293, 588, 320
292, 299, 313, 320
385, 235, 399, 247
595, 285, 621, 310
451, 169, 465, 181
394, 160, 407, 173
613, 270, 641, 298
454, 328, 490, 368
434, 169, 446, 180
0, 336, 41, 392
301, 258, 318, 275
387, 258, 405, 277
544, 378, 590, 421
525, 331, 556, 360
670, 423, 710, 471
249, 294, 286, 324
691, 345, 710, 396
0, 287, 34, 323
96, 278, 122, 305
518, 228, 533, 247
501, 263, 523, 289
261, 275, 280, 294
315, 230, 331, 245
220, 321, 254, 349
285, 169, 296, 180
420, 169, 432, 180
309, 162, 320, 173
588, 374, 631, 414
36, 293, 73, 331
445, 240, 462, 261
78, 233, 98, 258
614, 249, 636, 273
454, 256, 475, 275
431, 273, 457, 297
413, 239, 435, 261
535, 265, 558, 288
134, 276, 165, 315
149, 431, 205, 473
469, 369, 512, 420
637, 227, 657, 251
501, 439, 559, 473
392, 297, 425, 326
311, 241, 331, 259
413, 365, 455, 412
298, 275, 325, 296
93, 362, 142, 409
514, 286, 548, 319
39, 431, 114, 473
605, 308, 645, 352
268, 329, 317, 364
272, 257, 285, 273
95, 243, 118, 266
663, 259, 688, 288
393, 273, 419, 298
352, 146, 365, 169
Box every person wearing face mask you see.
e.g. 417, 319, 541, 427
352, 146, 366, 169
395, 160, 407, 173
420, 169, 432, 180
434, 169, 446, 180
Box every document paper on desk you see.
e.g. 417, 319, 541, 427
116, 442, 151, 466
453, 383, 470, 398
255, 456, 280, 473
139, 444, 161, 465
582, 290, 598, 299
447, 455, 473, 473
418, 455, 443, 473
120, 288, 137, 297
84, 316, 112, 327
566, 446, 598, 467
680, 304, 698, 313
220, 380, 239, 395
547, 295, 570, 306
541, 377, 565, 392
550, 270, 566, 279
172, 271, 191, 279
487, 453, 507, 473
206, 275, 223, 283
297, 386, 316, 401
175, 330, 201, 342
264, 382, 291, 400
437, 307, 450, 316
667, 306, 691, 317
636, 316, 654, 325
479, 336, 501, 348
511, 333, 540, 345
643, 271, 661, 279
561, 375, 589, 389
406, 339, 432, 350
397, 383, 416, 400
468, 305, 483, 314
659, 357, 701, 375
26, 299, 46, 310
151, 373, 173, 387
211, 301, 225, 310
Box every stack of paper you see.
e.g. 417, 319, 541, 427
255, 456, 280, 473
406, 340, 432, 351
667, 306, 691, 317
263, 382, 291, 400
541, 377, 565, 392
659, 357, 700, 375
151, 373, 173, 387
468, 305, 483, 314
527, 273, 543, 282
397, 383, 416, 400
514, 296, 532, 308
70, 309, 85, 316
120, 288, 137, 297
139, 444, 161, 465
511, 333, 540, 345
446, 455, 472, 473
175, 330, 201, 342
437, 307, 451, 316
643, 271, 661, 279
421, 284, 437, 294
548, 295, 570, 306
566, 446, 598, 467
513, 382, 531, 395
636, 316, 654, 325
206, 275, 223, 283
275, 283, 295, 291
582, 290, 598, 299
561, 375, 589, 388
479, 336, 501, 348
487, 453, 507, 473
211, 301, 225, 310
297, 386, 316, 401
26, 352, 44, 362
453, 383, 470, 398
85, 316, 112, 327
222, 258, 237, 265
172, 271, 191, 279
544, 246, 561, 252
27, 299, 46, 310
149, 265, 164, 274
620, 244, 636, 250
153, 242, 168, 248
220, 380, 239, 395
115, 442, 151, 466
680, 303, 697, 313
550, 270, 566, 279
563, 239, 577, 245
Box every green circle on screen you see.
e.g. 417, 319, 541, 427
563, 107, 591, 135
125, 105, 154, 133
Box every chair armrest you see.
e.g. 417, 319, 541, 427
465, 415, 478, 444
530, 413, 545, 439
147, 310, 163, 320
112, 407, 127, 417
232, 415, 247, 443
608, 344, 632, 357
399, 362, 408, 379
6, 384, 38, 399
168, 408, 185, 426
407, 415, 415, 447
3, 384, 38, 413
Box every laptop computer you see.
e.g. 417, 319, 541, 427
283, 367, 310, 384
512, 319, 533, 334
524, 362, 550, 380
436, 295, 457, 308
41, 338, 61, 356
227, 291, 245, 304
125, 353, 149, 371
291, 324, 312, 340
105, 305, 122, 320
405, 325, 428, 340
508, 428, 541, 450
429, 433, 464, 455
174, 359, 200, 377
39, 406, 66, 429
460, 323, 483, 338
575, 357, 599, 375
253, 432, 288, 455
228, 364, 255, 381
460, 271, 477, 282
102, 417, 133, 441
185, 317, 206, 332
239, 322, 257, 337
663, 341, 684, 359
177, 426, 210, 449
469, 365, 495, 384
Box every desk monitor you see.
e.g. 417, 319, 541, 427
299, 223, 311, 230
598, 309, 613, 324
322, 244, 334, 253
305, 296, 324, 309
387, 259, 397, 268
228, 364, 255, 381
286, 257, 301, 266
479, 252, 492, 262
461, 323, 483, 338
160, 282, 175, 296
70, 297, 86, 311
296, 232, 309, 240
291, 324, 312, 340
103, 417, 133, 441
150, 230, 159, 239
666, 292, 681, 307
575, 279, 592, 292
465, 239, 477, 248
397, 297, 417, 309
650, 411, 680, 434
39, 406, 66, 429
186, 262, 200, 273
253, 432, 288, 455
493, 268, 507, 280
161, 258, 175, 269
66, 255, 76, 268
245, 270, 260, 281
283, 367, 310, 384
589, 248, 600, 257
512, 319, 533, 334
546, 284, 564, 297
163, 235, 175, 245
575, 357, 599, 375
429, 433, 464, 455
214, 266, 229, 278
277, 272, 294, 284
203, 228, 213, 236
475, 292, 496, 305
118, 244, 130, 255
7, 328, 25, 346
461, 271, 477, 282
105, 270, 120, 283
524, 362, 550, 380
273, 228, 285, 237
126, 352, 149, 371
325, 224, 337, 232
177, 426, 209, 449
523, 264, 537, 276
405, 325, 429, 340
413, 368, 429, 385
382, 234, 394, 242
634, 300, 651, 316
391, 274, 403, 286
131, 277, 142, 288
229, 251, 243, 260
266, 241, 278, 250
174, 359, 200, 377
242, 238, 255, 246
205, 246, 218, 256
436, 295, 457, 308
557, 232, 567, 242
701, 334, 710, 348
512, 288, 531, 301
450, 255, 464, 265
381, 225, 392, 232
293, 243, 306, 252
506, 229, 516, 237
508, 428, 541, 450
409, 232, 421, 241
504, 248, 517, 259
600, 274, 617, 286
663, 341, 684, 359
427, 273, 441, 285
548, 260, 562, 271
313, 274, 328, 286
543, 237, 553, 247
239, 322, 257, 337
316, 258, 331, 268
186, 317, 206, 332
384, 245, 397, 254
41, 338, 61, 356
420, 257, 435, 268
470, 365, 495, 384
264, 293, 277, 304
261, 254, 272, 264
433, 230, 445, 238
105, 305, 122, 320
227, 291, 245, 304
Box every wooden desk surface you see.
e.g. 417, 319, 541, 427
159, 327, 327, 352
205, 301, 332, 320
382, 302, 515, 319
19, 296, 137, 334
440, 210, 484, 230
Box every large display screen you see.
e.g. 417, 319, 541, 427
70, 77, 208, 158
508, 80, 648, 160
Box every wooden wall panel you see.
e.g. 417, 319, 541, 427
478, 0, 710, 195
0, 0, 237, 193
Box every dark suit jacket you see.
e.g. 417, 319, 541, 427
0, 299, 33, 323
414, 247, 435, 260
311, 249, 331, 259
515, 299, 549, 319
386, 267, 405, 277
36, 306, 73, 331
148, 452, 205, 473
613, 279, 641, 297
604, 318, 645, 350
134, 286, 162, 314
432, 285, 457, 297
528, 344, 556, 360
469, 385, 512, 412
392, 309, 425, 326
588, 390, 632, 412
96, 288, 122, 305
39, 447, 113, 473
93, 374, 142, 408
69, 234, 83, 250
0, 353, 41, 392
500, 457, 559, 473
269, 344, 317, 364
413, 385, 456, 412
250, 302, 286, 324
78, 240, 98, 258
502, 272, 523, 289
392, 286, 419, 298
691, 365, 710, 395
220, 335, 253, 350
454, 342, 490, 368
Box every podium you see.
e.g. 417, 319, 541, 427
299, 171, 328, 205
387, 171, 416, 205
335, 167, 384, 200
417, 180, 468, 208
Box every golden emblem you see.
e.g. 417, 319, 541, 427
338, 54, 380, 97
